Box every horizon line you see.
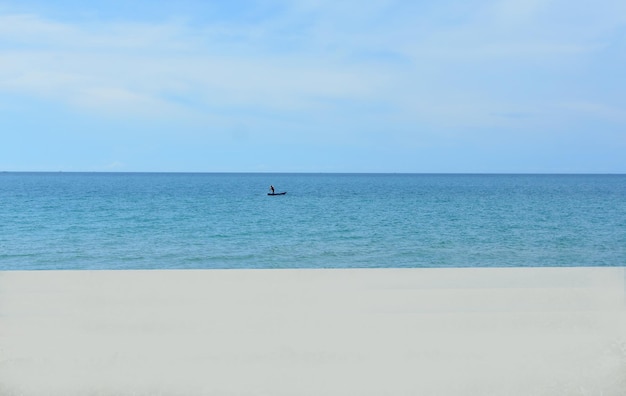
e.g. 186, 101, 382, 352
2, 171, 625, 176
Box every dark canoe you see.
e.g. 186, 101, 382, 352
267, 192, 287, 195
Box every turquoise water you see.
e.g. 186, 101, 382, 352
1, 173, 625, 270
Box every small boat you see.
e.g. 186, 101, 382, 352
267, 192, 287, 196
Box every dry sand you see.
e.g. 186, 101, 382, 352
1, 267, 625, 395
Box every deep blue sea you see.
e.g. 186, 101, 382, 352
1, 173, 625, 270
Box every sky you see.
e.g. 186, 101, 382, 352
0, 0, 625, 173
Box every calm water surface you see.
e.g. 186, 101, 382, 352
1, 173, 624, 270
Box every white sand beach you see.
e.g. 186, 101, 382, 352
1, 267, 625, 395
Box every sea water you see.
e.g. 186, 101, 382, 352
0, 173, 624, 270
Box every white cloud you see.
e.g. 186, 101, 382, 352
102, 161, 126, 170
490, 0, 547, 25
0, 0, 624, 130
558, 101, 626, 123
0, 12, 390, 121
0, 13, 73, 40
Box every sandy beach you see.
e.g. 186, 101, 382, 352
1, 267, 625, 395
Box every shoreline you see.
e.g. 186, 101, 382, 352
1, 267, 625, 395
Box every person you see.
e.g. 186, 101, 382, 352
270, 185, 275, 194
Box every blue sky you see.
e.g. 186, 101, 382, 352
1, 0, 625, 172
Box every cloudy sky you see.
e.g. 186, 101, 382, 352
1, 0, 625, 172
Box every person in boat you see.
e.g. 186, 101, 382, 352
270, 185, 275, 194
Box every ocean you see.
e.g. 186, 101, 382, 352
0, 172, 624, 270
